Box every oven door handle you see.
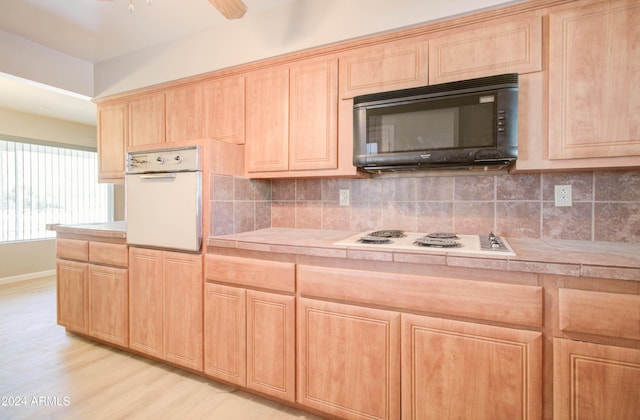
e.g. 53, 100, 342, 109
139, 173, 177, 180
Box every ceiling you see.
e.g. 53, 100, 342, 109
0, 0, 296, 126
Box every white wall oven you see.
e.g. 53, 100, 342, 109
125, 146, 202, 252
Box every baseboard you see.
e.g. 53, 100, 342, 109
0, 269, 56, 286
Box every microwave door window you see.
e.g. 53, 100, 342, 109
365, 96, 496, 153
367, 108, 458, 153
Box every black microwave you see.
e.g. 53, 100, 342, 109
353, 73, 518, 172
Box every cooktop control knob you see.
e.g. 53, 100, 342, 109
174, 155, 183, 163
156, 156, 165, 164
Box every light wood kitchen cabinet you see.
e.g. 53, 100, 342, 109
547, 0, 640, 162
128, 92, 165, 148
203, 255, 296, 402
56, 259, 89, 334
203, 75, 245, 144
297, 297, 401, 420
129, 247, 203, 371
204, 282, 246, 385
289, 56, 338, 171
401, 314, 542, 420
245, 65, 290, 173
56, 238, 128, 345
97, 101, 127, 183
88, 264, 128, 347
165, 84, 203, 143
552, 285, 640, 419
428, 12, 542, 84
339, 37, 429, 99
554, 338, 640, 420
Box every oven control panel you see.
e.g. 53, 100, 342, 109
126, 146, 200, 173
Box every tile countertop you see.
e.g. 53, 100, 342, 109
207, 228, 640, 281
47, 221, 127, 239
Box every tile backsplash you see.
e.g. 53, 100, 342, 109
211, 170, 640, 243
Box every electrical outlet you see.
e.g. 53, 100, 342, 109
554, 185, 572, 207
339, 189, 350, 206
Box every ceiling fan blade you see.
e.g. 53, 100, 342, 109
208, 0, 247, 19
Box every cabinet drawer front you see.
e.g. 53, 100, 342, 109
89, 242, 128, 267
298, 265, 543, 328
559, 288, 640, 340
56, 239, 89, 261
205, 254, 295, 293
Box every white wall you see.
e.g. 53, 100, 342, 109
94, 0, 521, 97
0, 29, 93, 97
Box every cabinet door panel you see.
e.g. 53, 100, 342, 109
247, 290, 295, 402
128, 248, 163, 358
162, 252, 203, 370
97, 102, 127, 182
428, 12, 542, 84
554, 338, 640, 420
203, 76, 245, 144
245, 67, 289, 172
289, 57, 338, 171
56, 259, 88, 334
297, 298, 400, 419
339, 38, 429, 98
165, 85, 203, 142
401, 314, 542, 420
204, 283, 246, 385
88, 265, 129, 347
548, 1, 640, 159
129, 93, 165, 147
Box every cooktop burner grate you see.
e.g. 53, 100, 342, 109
359, 235, 393, 244
425, 232, 459, 239
368, 230, 406, 238
414, 237, 461, 248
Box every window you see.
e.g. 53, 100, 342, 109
0, 138, 113, 242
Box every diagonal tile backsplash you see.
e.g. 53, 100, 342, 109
211, 170, 640, 243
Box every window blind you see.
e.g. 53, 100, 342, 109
0, 139, 113, 242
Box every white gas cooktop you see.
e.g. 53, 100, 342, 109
333, 231, 516, 257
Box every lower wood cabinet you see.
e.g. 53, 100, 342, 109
88, 264, 128, 347
401, 314, 542, 420
129, 247, 203, 371
297, 297, 401, 420
554, 338, 640, 420
203, 261, 296, 402
57, 259, 89, 334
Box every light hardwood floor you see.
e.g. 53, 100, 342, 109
0, 276, 323, 420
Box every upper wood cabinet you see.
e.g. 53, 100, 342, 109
245, 57, 350, 178
428, 12, 542, 84
547, 0, 640, 161
245, 65, 290, 173
165, 84, 203, 143
128, 92, 166, 148
339, 37, 429, 99
289, 57, 338, 171
97, 102, 127, 183
203, 76, 245, 144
